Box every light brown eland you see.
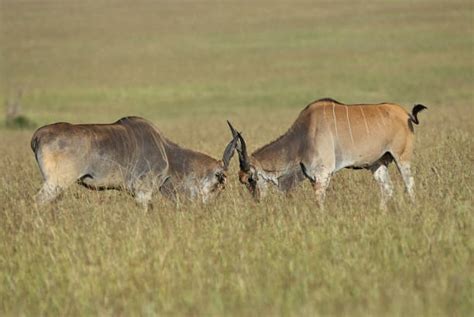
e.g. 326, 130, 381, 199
228, 98, 427, 209
31, 116, 238, 210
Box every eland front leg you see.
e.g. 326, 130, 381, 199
300, 162, 332, 208
130, 173, 169, 212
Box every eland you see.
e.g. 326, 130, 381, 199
31, 116, 238, 210
228, 98, 427, 209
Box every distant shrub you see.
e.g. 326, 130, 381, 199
5, 115, 37, 129
4, 89, 37, 130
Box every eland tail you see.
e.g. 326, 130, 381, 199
409, 104, 427, 125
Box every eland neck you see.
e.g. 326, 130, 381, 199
251, 124, 305, 176
164, 140, 219, 180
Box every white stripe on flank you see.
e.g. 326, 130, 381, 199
346, 106, 355, 145
324, 105, 336, 156
332, 103, 339, 140
378, 107, 386, 126
360, 106, 370, 135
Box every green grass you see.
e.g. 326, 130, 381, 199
0, 0, 473, 316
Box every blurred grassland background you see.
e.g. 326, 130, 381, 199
0, 0, 473, 316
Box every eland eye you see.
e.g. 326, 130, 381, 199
248, 176, 258, 187
215, 172, 226, 183
249, 173, 259, 183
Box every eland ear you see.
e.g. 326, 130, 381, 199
222, 133, 239, 170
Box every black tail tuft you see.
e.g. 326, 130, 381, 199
409, 104, 427, 125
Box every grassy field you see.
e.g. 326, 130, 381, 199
1, 0, 473, 316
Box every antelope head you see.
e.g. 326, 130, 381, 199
199, 132, 239, 202
227, 121, 272, 201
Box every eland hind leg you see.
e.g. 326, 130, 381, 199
36, 181, 64, 205
394, 159, 415, 203
391, 143, 416, 203
370, 162, 394, 210
35, 174, 78, 205
34, 151, 82, 206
